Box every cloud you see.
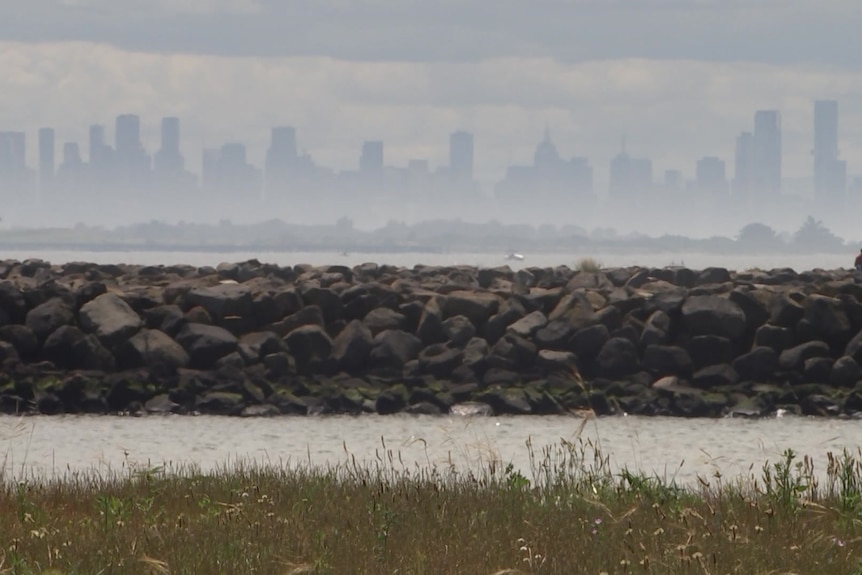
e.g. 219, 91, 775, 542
0, 0, 859, 65
2, 40, 862, 187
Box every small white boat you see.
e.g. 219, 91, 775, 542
505, 252, 525, 261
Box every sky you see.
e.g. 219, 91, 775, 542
2, 0, 862, 188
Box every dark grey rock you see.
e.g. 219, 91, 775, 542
369, 329, 423, 369
595, 337, 640, 378
507, 310, 548, 339
0, 325, 38, 359
803, 356, 834, 384
754, 324, 794, 353
442, 315, 477, 346
830, 356, 861, 388
120, 329, 190, 370
778, 341, 831, 372
186, 284, 253, 321
534, 318, 575, 350
175, 323, 239, 369
681, 295, 746, 339
571, 324, 610, 359
418, 344, 463, 377
643, 345, 693, 377
441, 290, 499, 327
25, 298, 75, 342
689, 335, 734, 369
331, 320, 374, 372
79, 293, 143, 349
416, 298, 447, 345
733, 346, 779, 381
691, 363, 739, 388
363, 307, 407, 336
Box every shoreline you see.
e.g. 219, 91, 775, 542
2, 258, 862, 418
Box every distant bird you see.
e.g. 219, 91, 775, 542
505, 252, 525, 261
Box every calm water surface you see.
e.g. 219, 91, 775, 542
1, 415, 860, 485
4, 249, 854, 273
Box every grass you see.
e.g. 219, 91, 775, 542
575, 257, 603, 273
2, 428, 862, 575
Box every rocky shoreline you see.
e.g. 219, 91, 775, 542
2, 258, 862, 418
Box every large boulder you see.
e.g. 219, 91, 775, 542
507, 310, 548, 339
681, 295, 746, 339
363, 307, 407, 336
43, 326, 115, 371
0, 281, 26, 324
571, 324, 610, 359
830, 356, 862, 388
643, 345, 693, 377
0, 325, 38, 359
185, 284, 253, 320
284, 325, 334, 371
535, 318, 575, 350
483, 298, 527, 345
79, 293, 143, 349
689, 335, 733, 370
778, 340, 831, 372
441, 291, 499, 327
25, 297, 75, 342
416, 298, 447, 345
331, 320, 374, 372
119, 329, 190, 370
442, 315, 477, 346
733, 346, 779, 381
595, 337, 640, 378
175, 323, 239, 369
369, 330, 423, 369
640, 310, 671, 349
754, 324, 794, 353
803, 294, 851, 347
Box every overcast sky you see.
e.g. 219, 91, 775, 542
1, 0, 861, 187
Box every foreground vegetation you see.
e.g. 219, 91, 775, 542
2, 424, 862, 574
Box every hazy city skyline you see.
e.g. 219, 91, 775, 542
2, 1, 862, 189
0, 101, 856, 198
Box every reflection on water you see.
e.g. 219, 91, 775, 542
1, 414, 860, 485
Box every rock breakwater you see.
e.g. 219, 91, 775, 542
2, 258, 862, 418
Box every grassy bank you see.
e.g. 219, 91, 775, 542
1, 430, 862, 574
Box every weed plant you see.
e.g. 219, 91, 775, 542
575, 257, 603, 273
2, 428, 862, 574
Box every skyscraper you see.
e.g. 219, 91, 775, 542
265, 126, 299, 196
359, 141, 384, 178
449, 131, 474, 181
88, 124, 113, 175
733, 131, 754, 198
114, 114, 150, 181
38, 128, 55, 191
752, 110, 781, 196
0, 132, 26, 173
154, 117, 185, 176
813, 100, 846, 201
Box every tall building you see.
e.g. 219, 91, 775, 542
0, 132, 26, 173
449, 131, 474, 181
752, 110, 781, 196
154, 117, 185, 176
38, 128, 55, 191
496, 130, 593, 205
695, 156, 728, 195
88, 124, 113, 177
733, 131, 754, 198
359, 140, 384, 178
608, 138, 652, 199
114, 114, 150, 181
813, 100, 846, 201
265, 126, 299, 195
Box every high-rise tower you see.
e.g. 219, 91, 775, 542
813, 100, 846, 201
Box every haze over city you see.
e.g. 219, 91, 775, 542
2, 0, 862, 240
